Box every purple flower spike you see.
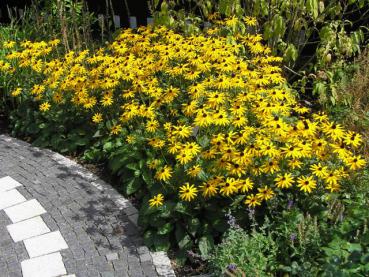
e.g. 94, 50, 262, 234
227, 263, 237, 271
287, 200, 294, 209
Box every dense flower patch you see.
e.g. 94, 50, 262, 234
0, 20, 366, 255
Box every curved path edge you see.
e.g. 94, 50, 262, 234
0, 134, 176, 277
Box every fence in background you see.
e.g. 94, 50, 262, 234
0, 0, 153, 28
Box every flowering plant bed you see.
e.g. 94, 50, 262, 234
0, 18, 366, 266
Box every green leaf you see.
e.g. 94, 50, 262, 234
143, 230, 155, 247
154, 234, 171, 251
75, 137, 89, 146
92, 130, 102, 138
142, 169, 154, 186
198, 235, 214, 257
126, 163, 140, 171
313, 82, 326, 96
188, 218, 200, 235
103, 141, 114, 152
284, 44, 298, 62
175, 202, 191, 215
178, 234, 192, 250
108, 156, 128, 174
347, 243, 362, 253
124, 178, 141, 195
307, 0, 319, 19
158, 202, 175, 218
272, 14, 285, 37
158, 223, 173, 235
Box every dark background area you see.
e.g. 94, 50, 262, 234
0, 0, 151, 27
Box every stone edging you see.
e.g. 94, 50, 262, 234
1, 135, 176, 277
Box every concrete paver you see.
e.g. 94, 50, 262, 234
0, 134, 175, 276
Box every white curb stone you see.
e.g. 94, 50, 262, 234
0, 189, 26, 210
21, 252, 67, 277
7, 216, 50, 242
4, 199, 47, 223
24, 231, 69, 258
0, 176, 22, 192
152, 251, 176, 277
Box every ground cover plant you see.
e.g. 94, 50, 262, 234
0, 13, 368, 275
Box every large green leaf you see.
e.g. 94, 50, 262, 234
178, 234, 192, 250
108, 155, 128, 174
124, 178, 141, 195
158, 223, 173, 235
175, 202, 191, 215
198, 235, 214, 257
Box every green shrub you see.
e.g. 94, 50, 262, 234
209, 225, 277, 276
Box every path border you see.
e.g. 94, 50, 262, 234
1, 134, 176, 277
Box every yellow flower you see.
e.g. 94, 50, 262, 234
322, 122, 345, 141
3, 41, 16, 49
274, 173, 294, 189
256, 186, 274, 201
147, 159, 161, 169
243, 16, 257, 26
149, 194, 164, 207
310, 163, 328, 178
176, 152, 193, 165
244, 194, 261, 208
324, 171, 340, 186
179, 183, 198, 201
297, 176, 317, 193
146, 120, 159, 133
101, 94, 114, 106
11, 88, 22, 97
200, 181, 218, 197
110, 124, 122, 135
288, 159, 302, 169
343, 131, 362, 148
92, 113, 103, 123
155, 165, 172, 182
344, 155, 366, 170
148, 138, 165, 149
219, 178, 239, 196
39, 102, 51, 112
237, 178, 254, 193
171, 125, 192, 139
126, 135, 135, 144
187, 165, 202, 177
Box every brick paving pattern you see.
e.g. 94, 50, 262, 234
0, 135, 175, 277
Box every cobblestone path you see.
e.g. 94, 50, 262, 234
0, 135, 175, 277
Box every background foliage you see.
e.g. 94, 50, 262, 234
1, 1, 369, 276
150, 0, 369, 106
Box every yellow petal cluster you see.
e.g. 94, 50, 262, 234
1, 21, 366, 209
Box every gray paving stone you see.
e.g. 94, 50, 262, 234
0, 135, 174, 277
